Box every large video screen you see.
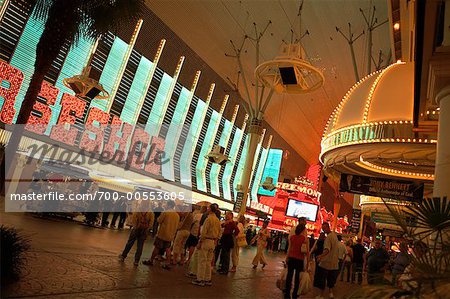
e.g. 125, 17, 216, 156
285, 198, 319, 222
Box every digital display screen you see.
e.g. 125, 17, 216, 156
285, 198, 319, 222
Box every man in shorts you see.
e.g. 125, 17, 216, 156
143, 200, 180, 269
314, 222, 340, 299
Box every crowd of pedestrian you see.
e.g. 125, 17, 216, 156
117, 201, 269, 287
114, 201, 413, 297
281, 219, 414, 299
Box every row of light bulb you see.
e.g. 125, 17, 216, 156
323, 62, 403, 137
324, 120, 413, 138
359, 157, 434, 180
363, 62, 403, 122
321, 135, 437, 156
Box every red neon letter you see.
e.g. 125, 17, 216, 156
128, 128, 150, 170
103, 116, 133, 163
25, 81, 59, 134
0, 61, 24, 124
49, 93, 86, 146
144, 136, 165, 175
79, 107, 110, 153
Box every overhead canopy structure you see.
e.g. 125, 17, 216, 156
146, 0, 391, 164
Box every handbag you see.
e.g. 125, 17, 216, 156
298, 271, 312, 295
276, 263, 287, 291
301, 243, 308, 254
236, 234, 248, 247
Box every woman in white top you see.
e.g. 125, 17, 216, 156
252, 221, 270, 269
230, 215, 246, 272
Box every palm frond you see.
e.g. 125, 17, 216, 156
409, 197, 450, 230
77, 0, 146, 41
381, 198, 409, 233
379, 196, 450, 297
31, 0, 54, 20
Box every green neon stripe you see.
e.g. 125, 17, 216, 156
258, 149, 283, 196
92, 38, 128, 112
210, 119, 232, 196
179, 99, 206, 186
145, 73, 172, 135
120, 56, 153, 124
251, 147, 268, 201
195, 110, 219, 192
162, 86, 190, 181
233, 134, 249, 200
222, 128, 243, 200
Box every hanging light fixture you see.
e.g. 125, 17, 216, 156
205, 144, 230, 165
63, 65, 109, 100
255, 0, 324, 94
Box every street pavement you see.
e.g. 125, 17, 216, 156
1, 212, 361, 298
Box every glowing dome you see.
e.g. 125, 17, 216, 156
320, 62, 436, 182
325, 62, 413, 135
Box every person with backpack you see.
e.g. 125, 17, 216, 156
118, 209, 154, 266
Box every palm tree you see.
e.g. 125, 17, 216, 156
3, 0, 145, 185
347, 196, 450, 298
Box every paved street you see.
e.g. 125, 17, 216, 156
1, 212, 360, 298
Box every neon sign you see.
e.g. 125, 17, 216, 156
0, 60, 166, 176
276, 182, 322, 199
294, 176, 314, 187
0, 61, 24, 124
250, 201, 273, 214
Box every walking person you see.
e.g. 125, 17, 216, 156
252, 221, 270, 269
230, 215, 246, 272
288, 217, 309, 256
311, 232, 325, 285
118, 210, 154, 266
365, 239, 390, 285
273, 234, 280, 252
192, 204, 221, 286
172, 211, 193, 265
218, 211, 239, 274
314, 222, 340, 299
284, 224, 308, 299
246, 226, 253, 246
111, 211, 127, 229
351, 238, 366, 285
142, 201, 180, 269
337, 235, 347, 281
340, 240, 353, 282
